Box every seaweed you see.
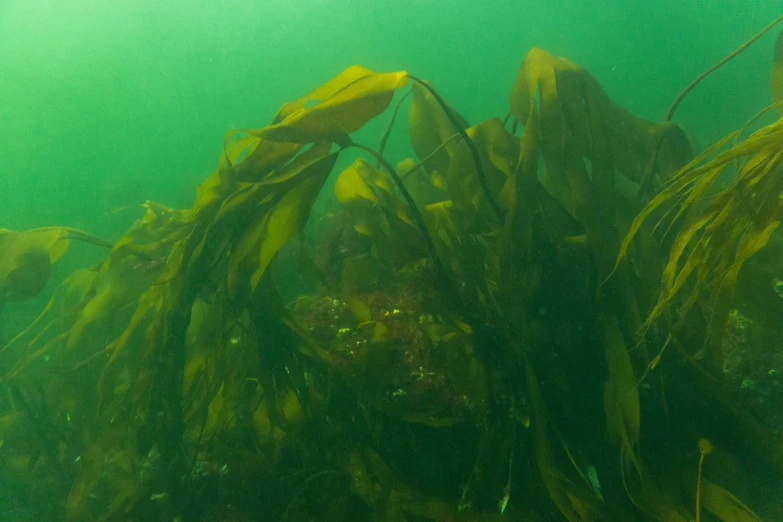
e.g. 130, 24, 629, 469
2, 23, 783, 522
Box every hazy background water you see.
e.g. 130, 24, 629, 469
1, 0, 780, 322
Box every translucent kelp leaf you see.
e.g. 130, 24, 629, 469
258, 141, 334, 189
0, 268, 95, 377
423, 201, 459, 251
96, 283, 164, 404
14, 212, 176, 376
396, 158, 417, 178
612, 131, 739, 278
106, 200, 190, 267
344, 295, 372, 323
192, 167, 239, 217
356, 320, 388, 344
66, 426, 142, 522
509, 48, 572, 154
257, 69, 409, 144
509, 47, 690, 194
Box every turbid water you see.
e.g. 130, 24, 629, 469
1, 2, 782, 521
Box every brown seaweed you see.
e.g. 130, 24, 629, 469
1, 24, 783, 522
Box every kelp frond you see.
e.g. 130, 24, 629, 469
616, 112, 783, 368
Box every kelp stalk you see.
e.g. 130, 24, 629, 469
407, 75, 504, 224
31, 227, 115, 250
400, 132, 460, 180
665, 16, 783, 121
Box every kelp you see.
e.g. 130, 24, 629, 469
0, 227, 111, 304
614, 25, 783, 373
2, 28, 783, 522
615, 117, 783, 365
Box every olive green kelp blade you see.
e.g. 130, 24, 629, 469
255, 66, 409, 144
334, 157, 415, 238
227, 148, 340, 296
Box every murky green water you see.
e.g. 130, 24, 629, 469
1, 2, 782, 520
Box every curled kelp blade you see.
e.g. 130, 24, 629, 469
232, 139, 303, 183
271, 65, 382, 125
255, 67, 409, 144
0, 228, 70, 302
335, 159, 382, 209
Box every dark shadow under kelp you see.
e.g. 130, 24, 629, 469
1, 23, 783, 522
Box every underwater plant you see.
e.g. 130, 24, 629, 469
1, 20, 783, 522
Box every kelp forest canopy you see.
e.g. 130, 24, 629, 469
2, 24, 783, 522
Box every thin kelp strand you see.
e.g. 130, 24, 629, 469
734, 101, 783, 147
501, 110, 512, 127
651, 188, 696, 238
665, 16, 783, 121
652, 131, 741, 194
400, 131, 461, 181
377, 89, 413, 165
